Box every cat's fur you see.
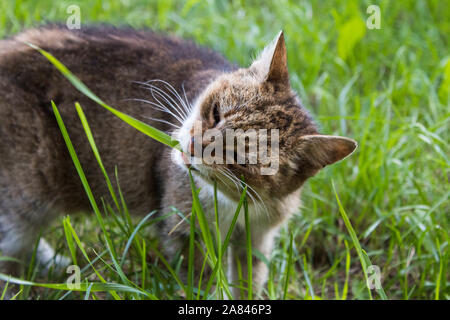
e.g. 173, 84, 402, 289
0, 25, 356, 298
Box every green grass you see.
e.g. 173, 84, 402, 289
0, 0, 448, 300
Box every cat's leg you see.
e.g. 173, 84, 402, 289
0, 219, 35, 274
0, 219, 69, 272
36, 238, 71, 276
159, 222, 212, 291
0, 220, 71, 298
228, 226, 279, 299
0, 217, 37, 298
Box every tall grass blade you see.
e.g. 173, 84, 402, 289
282, 232, 293, 300
333, 181, 388, 300
243, 187, 252, 299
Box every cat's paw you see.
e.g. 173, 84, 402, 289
41, 253, 71, 276
37, 238, 71, 276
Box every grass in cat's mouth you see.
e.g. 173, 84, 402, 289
179, 151, 201, 173
181, 151, 191, 168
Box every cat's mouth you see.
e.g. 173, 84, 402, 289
180, 151, 200, 173
174, 150, 243, 201
181, 152, 191, 168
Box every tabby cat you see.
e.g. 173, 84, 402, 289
0, 25, 356, 298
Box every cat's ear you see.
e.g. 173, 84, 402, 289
296, 135, 357, 169
250, 31, 289, 84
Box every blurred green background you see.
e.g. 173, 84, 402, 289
0, 0, 448, 299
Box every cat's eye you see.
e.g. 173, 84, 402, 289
212, 103, 221, 127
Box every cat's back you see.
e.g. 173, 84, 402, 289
0, 25, 232, 96
1, 24, 230, 65
0, 25, 233, 138
0, 25, 232, 215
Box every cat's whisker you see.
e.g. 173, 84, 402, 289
216, 168, 240, 193
222, 167, 269, 217
148, 89, 187, 126
129, 97, 185, 125
181, 82, 193, 112
146, 79, 192, 115
214, 170, 235, 193
148, 87, 188, 122
157, 81, 192, 114
218, 168, 266, 215
134, 80, 189, 121
140, 80, 191, 120
142, 116, 181, 129
220, 168, 259, 208
147, 84, 189, 120
218, 168, 241, 193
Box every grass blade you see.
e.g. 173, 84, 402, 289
62, 216, 78, 265
282, 232, 293, 300
333, 181, 388, 300
243, 186, 252, 299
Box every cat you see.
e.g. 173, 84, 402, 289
0, 25, 356, 298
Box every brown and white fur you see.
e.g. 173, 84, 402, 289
0, 25, 356, 298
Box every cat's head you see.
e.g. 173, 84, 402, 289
172, 31, 357, 203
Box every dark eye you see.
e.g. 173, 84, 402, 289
212, 103, 221, 126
